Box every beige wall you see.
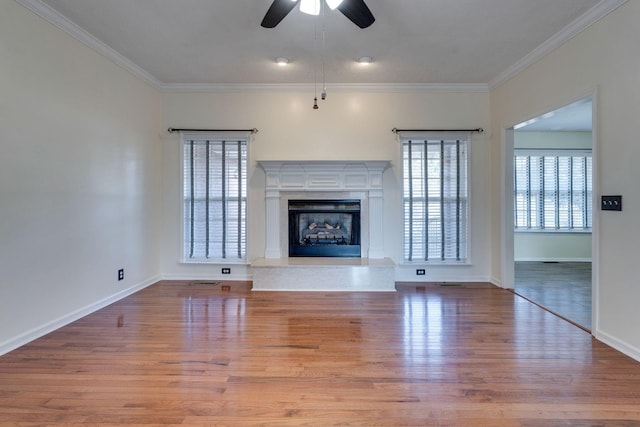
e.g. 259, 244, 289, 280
515, 233, 591, 262
160, 91, 492, 283
515, 131, 592, 150
490, 1, 640, 358
0, 1, 163, 353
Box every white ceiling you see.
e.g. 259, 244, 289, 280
516, 98, 593, 132
26, 0, 613, 88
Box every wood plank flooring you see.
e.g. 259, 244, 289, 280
1, 281, 639, 426
515, 261, 592, 330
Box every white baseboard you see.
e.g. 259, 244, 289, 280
595, 329, 640, 363
0, 275, 161, 357
490, 276, 505, 288
514, 257, 592, 262
161, 273, 253, 281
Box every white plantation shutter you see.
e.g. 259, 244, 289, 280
183, 134, 247, 261
514, 150, 591, 232
402, 134, 469, 262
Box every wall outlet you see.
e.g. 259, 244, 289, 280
221, 268, 231, 274
416, 269, 426, 276
118, 269, 124, 281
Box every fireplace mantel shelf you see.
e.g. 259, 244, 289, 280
257, 160, 390, 192
257, 160, 390, 169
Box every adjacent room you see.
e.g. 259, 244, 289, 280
2, 0, 640, 424
513, 98, 593, 330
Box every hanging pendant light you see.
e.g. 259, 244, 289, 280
321, 23, 327, 100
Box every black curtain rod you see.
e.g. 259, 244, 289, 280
392, 128, 483, 133
168, 128, 258, 134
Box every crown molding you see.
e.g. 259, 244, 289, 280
489, 0, 628, 90
160, 82, 489, 94
15, 0, 163, 90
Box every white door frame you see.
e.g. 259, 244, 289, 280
500, 90, 599, 333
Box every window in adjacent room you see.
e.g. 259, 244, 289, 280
182, 133, 248, 262
401, 133, 469, 263
514, 149, 592, 232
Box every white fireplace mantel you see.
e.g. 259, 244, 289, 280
257, 160, 390, 259
258, 160, 390, 191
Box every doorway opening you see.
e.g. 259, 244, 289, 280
511, 97, 593, 331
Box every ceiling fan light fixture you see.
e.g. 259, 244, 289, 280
358, 56, 373, 65
275, 57, 289, 66
261, 0, 374, 29
300, 0, 320, 15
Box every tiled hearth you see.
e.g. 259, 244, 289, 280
251, 257, 396, 292
252, 160, 396, 291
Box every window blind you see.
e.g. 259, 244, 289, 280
402, 136, 469, 262
514, 150, 592, 231
183, 136, 247, 261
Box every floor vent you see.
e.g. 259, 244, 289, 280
190, 281, 220, 286
437, 282, 464, 287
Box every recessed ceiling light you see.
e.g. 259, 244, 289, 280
358, 56, 373, 65
275, 57, 289, 66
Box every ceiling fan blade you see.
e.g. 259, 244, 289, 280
337, 0, 375, 29
261, 0, 299, 28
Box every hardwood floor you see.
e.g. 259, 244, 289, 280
515, 262, 592, 330
1, 281, 639, 426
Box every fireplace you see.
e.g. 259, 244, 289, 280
288, 199, 361, 257
253, 160, 395, 291
257, 160, 390, 259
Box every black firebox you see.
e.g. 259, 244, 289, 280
288, 199, 361, 257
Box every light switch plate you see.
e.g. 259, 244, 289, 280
601, 195, 622, 211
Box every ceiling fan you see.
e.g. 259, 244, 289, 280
261, 0, 375, 29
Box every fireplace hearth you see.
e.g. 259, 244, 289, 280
288, 200, 361, 257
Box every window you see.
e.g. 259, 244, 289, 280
182, 134, 247, 261
402, 134, 469, 263
514, 150, 592, 232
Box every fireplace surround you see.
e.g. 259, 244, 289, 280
257, 160, 389, 259
253, 160, 395, 291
